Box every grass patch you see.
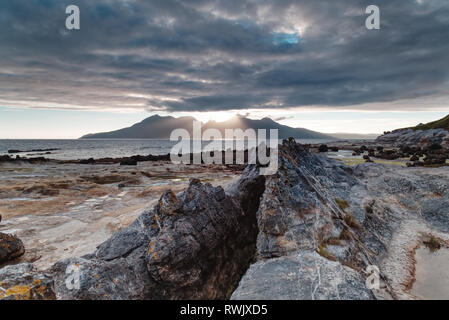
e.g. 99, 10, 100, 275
339, 228, 352, 240
341, 261, 361, 272
423, 236, 441, 252
316, 243, 337, 262
344, 213, 361, 229
326, 237, 343, 246
335, 198, 349, 211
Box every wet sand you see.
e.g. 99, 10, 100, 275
0, 161, 242, 270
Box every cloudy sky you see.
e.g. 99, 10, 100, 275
1, 0, 449, 138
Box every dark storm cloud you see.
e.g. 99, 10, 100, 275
0, 0, 448, 111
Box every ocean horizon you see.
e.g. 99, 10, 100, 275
0, 138, 343, 161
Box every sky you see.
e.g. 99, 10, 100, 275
1, 0, 449, 138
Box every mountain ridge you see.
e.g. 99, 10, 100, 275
80, 114, 335, 140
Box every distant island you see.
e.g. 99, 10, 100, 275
80, 114, 336, 140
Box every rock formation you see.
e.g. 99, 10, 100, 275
1, 139, 449, 300
49, 173, 265, 300
376, 128, 449, 151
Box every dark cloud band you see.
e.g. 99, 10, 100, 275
0, 0, 448, 112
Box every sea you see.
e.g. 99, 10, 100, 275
0, 139, 337, 161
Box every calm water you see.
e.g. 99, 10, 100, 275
0, 139, 335, 161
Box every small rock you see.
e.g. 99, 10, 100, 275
0, 233, 25, 264
318, 145, 328, 152
80, 158, 95, 164
120, 159, 138, 166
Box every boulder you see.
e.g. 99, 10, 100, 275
0, 233, 25, 264
318, 145, 328, 153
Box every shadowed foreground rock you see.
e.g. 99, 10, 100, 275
1, 139, 449, 300
0, 233, 25, 264
49, 174, 265, 300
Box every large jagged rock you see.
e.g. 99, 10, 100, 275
231, 140, 375, 299
0, 263, 54, 300
49, 176, 265, 300
0, 233, 25, 264
256, 140, 358, 259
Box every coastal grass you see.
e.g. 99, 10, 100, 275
344, 213, 361, 230
316, 243, 338, 262
340, 158, 408, 167
339, 228, 352, 241
335, 198, 361, 230
326, 237, 343, 246
335, 198, 349, 211
423, 236, 442, 252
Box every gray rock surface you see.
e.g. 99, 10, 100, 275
0, 263, 54, 300
231, 252, 373, 300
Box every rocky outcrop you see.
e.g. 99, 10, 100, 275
376, 128, 449, 150
233, 139, 449, 300
0, 233, 25, 264
1, 139, 449, 300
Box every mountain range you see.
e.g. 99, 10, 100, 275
80, 115, 336, 140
